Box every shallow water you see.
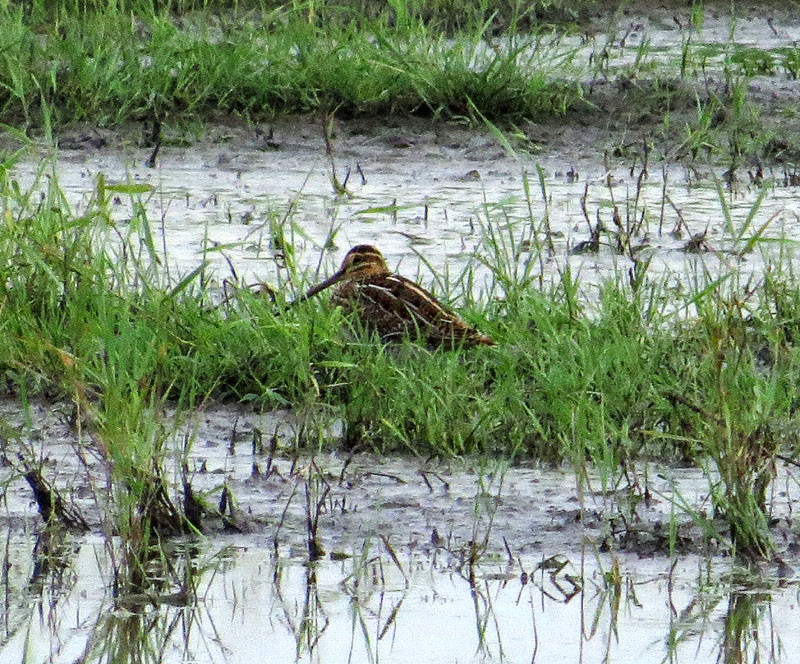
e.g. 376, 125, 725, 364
11, 118, 800, 308
5, 10, 800, 305
5, 533, 798, 664
2, 400, 800, 663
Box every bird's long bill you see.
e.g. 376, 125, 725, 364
293, 270, 346, 306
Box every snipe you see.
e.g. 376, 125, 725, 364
300, 245, 494, 349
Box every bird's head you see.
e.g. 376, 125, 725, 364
301, 245, 390, 300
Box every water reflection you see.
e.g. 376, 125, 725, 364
721, 591, 771, 664
2, 532, 797, 663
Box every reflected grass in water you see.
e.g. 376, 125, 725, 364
1, 533, 797, 664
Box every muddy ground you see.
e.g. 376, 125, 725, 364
3, 9, 800, 559
3, 398, 799, 563
3, 8, 800, 663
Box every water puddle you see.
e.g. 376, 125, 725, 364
2, 400, 800, 663
9, 116, 800, 305
568, 7, 800, 69
6, 533, 797, 664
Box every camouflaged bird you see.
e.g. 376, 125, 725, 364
300, 245, 494, 349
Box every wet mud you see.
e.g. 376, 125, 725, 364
5, 398, 800, 558
2, 399, 800, 663
4, 8, 800, 663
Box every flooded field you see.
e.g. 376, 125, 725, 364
6, 534, 799, 664
5, 6, 800, 664
3, 8, 800, 304
12, 112, 800, 302
2, 399, 800, 663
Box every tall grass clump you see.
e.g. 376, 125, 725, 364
0, 0, 589, 130
0, 156, 210, 589
680, 272, 797, 559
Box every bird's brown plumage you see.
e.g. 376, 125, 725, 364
301, 245, 494, 349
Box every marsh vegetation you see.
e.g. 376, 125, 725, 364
2, 1, 800, 662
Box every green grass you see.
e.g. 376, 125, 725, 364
0, 0, 585, 128
2, 148, 800, 558
0, 0, 797, 171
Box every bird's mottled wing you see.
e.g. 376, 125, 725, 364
334, 275, 493, 347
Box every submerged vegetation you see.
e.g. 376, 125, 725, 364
2, 6, 800, 664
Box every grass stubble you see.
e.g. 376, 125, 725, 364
2, 0, 800, 660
